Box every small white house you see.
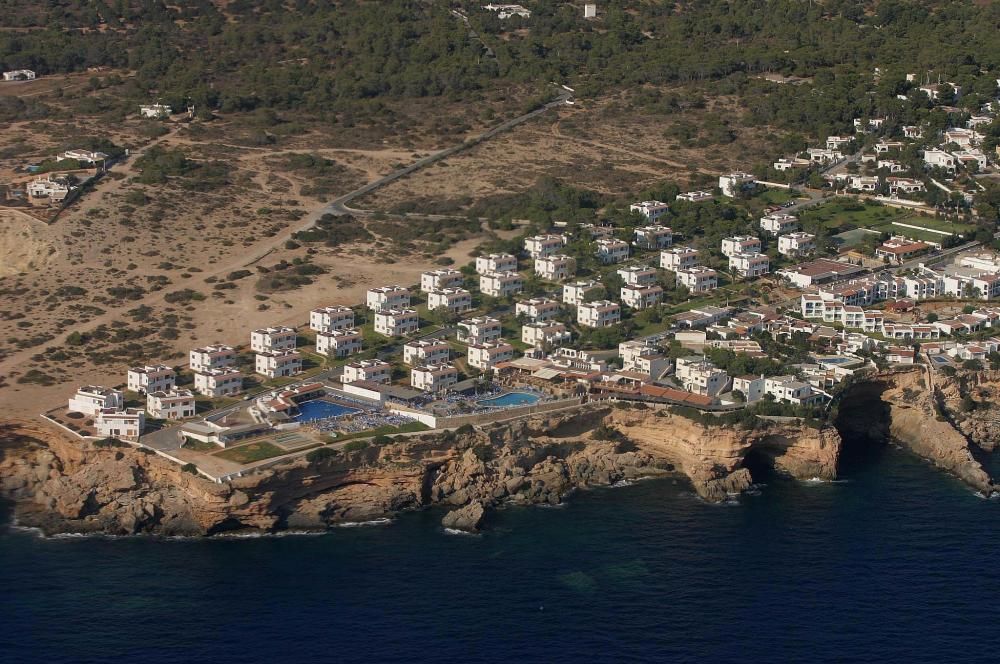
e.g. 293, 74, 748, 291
127, 364, 176, 394
729, 252, 770, 278
457, 316, 503, 345
374, 309, 420, 337
676, 190, 713, 203
577, 300, 621, 328
562, 280, 603, 306
467, 340, 516, 370
193, 368, 243, 398
675, 357, 729, 397
316, 328, 363, 358
480, 271, 523, 298
146, 389, 196, 420
777, 232, 816, 257
515, 297, 561, 322
139, 103, 172, 118
923, 149, 957, 173
476, 253, 518, 275
629, 200, 670, 222
250, 326, 297, 353
411, 364, 459, 393
661, 246, 699, 272
403, 339, 451, 366
427, 288, 473, 314
342, 359, 391, 385
68, 386, 124, 415
676, 266, 718, 293
524, 234, 565, 259
718, 172, 756, 198
420, 269, 464, 293
534, 254, 577, 281
595, 238, 630, 264
190, 344, 237, 372
617, 265, 658, 287
95, 409, 145, 441
27, 176, 70, 201
59, 149, 109, 164
3, 69, 36, 81
309, 306, 355, 333
721, 235, 762, 258
366, 285, 411, 312
255, 350, 302, 379
621, 284, 663, 310
634, 225, 673, 250
522, 321, 571, 348
760, 213, 799, 236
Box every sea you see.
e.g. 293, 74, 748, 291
1, 440, 998, 663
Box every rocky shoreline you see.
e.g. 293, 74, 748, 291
1, 368, 996, 537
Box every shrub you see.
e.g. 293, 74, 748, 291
93, 437, 129, 448
343, 440, 370, 452
181, 463, 199, 475
371, 435, 393, 445
306, 447, 339, 463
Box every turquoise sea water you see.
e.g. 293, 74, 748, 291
1, 442, 998, 663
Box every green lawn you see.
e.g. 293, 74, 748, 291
215, 441, 288, 463
884, 215, 976, 234
798, 198, 904, 232
869, 223, 947, 244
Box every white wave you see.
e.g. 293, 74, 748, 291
443, 527, 480, 537
610, 479, 634, 488
333, 518, 392, 528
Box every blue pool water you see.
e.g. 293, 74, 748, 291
477, 391, 540, 408
293, 399, 360, 422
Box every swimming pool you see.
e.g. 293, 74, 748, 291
477, 392, 540, 408
294, 399, 361, 422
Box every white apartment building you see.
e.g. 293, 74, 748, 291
729, 252, 770, 278
515, 297, 561, 322
427, 288, 473, 314
467, 340, 516, 371
126, 364, 176, 394
522, 321, 571, 348
942, 271, 1000, 300
577, 300, 621, 328
255, 350, 302, 379
621, 284, 663, 310
732, 375, 766, 403
420, 269, 464, 293
721, 235, 761, 257
411, 364, 459, 393
629, 352, 671, 379
629, 200, 670, 222
95, 409, 144, 441
189, 344, 237, 372
193, 368, 243, 398
676, 190, 714, 203
403, 339, 451, 366
480, 271, 523, 298
342, 359, 391, 385
634, 225, 673, 250
675, 357, 728, 397
777, 232, 816, 257
476, 253, 518, 275
764, 376, 821, 405
457, 316, 503, 345
524, 234, 565, 259
563, 280, 604, 306
595, 238, 630, 264
146, 389, 196, 420
309, 306, 355, 333
315, 328, 363, 358
620, 339, 661, 369
68, 386, 124, 415
374, 309, 420, 337
250, 326, 297, 353
366, 285, 411, 311
661, 246, 699, 272
617, 265, 658, 287
534, 254, 577, 281
718, 172, 756, 198
676, 266, 718, 293
760, 213, 799, 236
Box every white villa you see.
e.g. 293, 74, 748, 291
316, 328, 363, 358
718, 172, 756, 198
634, 225, 673, 250
3, 69, 36, 81
342, 359, 391, 385
374, 309, 420, 337
764, 376, 823, 405
515, 297, 561, 322
59, 149, 109, 164
661, 246, 699, 272
427, 288, 473, 314
147, 389, 196, 420
420, 269, 464, 293
675, 357, 729, 397
193, 368, 243, 398
578, 300, 621, 328
190, 344, 236, 372
309, 306, 354, 333
367, 285, 411, 311
621, 284, 663, 310
563, 280, 603, 306
467, 340, 516, 370
629, 200, 670, 222
522, 321, 571, 348
924, 149, 957, 172
480, 271, 523, 298
411, 364, 459, 393
27, 176, 70, 201
95, 409, 145, 441
126, 364, 176, 394
457, 316, 503, 345
255, 350, 302, 379
721, 236, 762, 257
534, 254, 577, 281
730, 252, 770, 278
676, 190, 713, 203
68, 386, 124, 415
524, 234, 565, 259
139, 103, 172, 118
403, 338, 451, 366
760, 213, 799, 235
595, 238, 630, 264
617, 265, 658, 287
250, 326, 297, 353
676, 266, 718, 293
476, 253, 518, 275
778, 232, 816, 257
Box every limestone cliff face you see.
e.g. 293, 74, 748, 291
936, 369, 1000, 452
608, 408, 841, 502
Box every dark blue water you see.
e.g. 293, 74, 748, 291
1, 444, 998, 663
293, 399, 359, 422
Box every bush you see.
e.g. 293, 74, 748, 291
93, 437, 129, 448
343, 440, 370, 453
181, 463, 199, 475
371, 435, 393, 445
306, 447, 338, 463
